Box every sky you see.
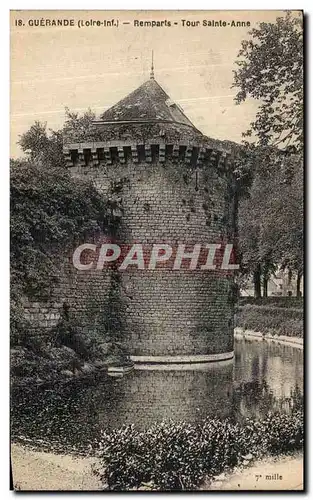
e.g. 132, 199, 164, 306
10, 10, 288, 157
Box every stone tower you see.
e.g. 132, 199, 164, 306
63, 73, 236, 364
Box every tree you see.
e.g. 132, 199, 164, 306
238, 149, 303, 297
233, 11, 303, 154
17, 108, 96, 169
237, 148, 274, 298
233, 12, 303, 297
259, 154, 303, 296
18, 121, 65, 169
62, 107, 96, 143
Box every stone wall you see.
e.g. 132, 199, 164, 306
22, 261, 113, 339
22, 299, 62, 335
23, 143, 236, 359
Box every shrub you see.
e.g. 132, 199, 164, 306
236, 304, 303, 337
97, 342, 132, 366
11, 346, 55, 379
10, 344, 82, 380
53, 310, 95, 361
95, 410, 303, 491
239, 297, 303, 309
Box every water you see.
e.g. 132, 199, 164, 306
11, 338, 303, 453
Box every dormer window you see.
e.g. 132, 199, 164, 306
165, 98, 175, 108
165, 98, 185, 114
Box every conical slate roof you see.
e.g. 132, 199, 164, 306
99, 78, 197, 130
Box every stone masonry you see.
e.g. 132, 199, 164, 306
25, 76, 237, 363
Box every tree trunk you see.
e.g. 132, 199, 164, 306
288, 268, 292, 285
296, 271, 302, 298
253, 265, 262, 298
263, 277, 268, 297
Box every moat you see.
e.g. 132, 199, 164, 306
11, 338, 303, 454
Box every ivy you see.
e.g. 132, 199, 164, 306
10, 160, 111, 342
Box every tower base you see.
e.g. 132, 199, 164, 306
130, 351, 234, 364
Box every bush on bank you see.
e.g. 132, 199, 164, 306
235, 304, 303, 338
10, 328, 132, 384
238, 297, 303, 309
95, 410, 303, 491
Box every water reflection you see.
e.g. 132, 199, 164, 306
98, 360, 234, 430
11, 338, 303, 451
233, 338, 303, 420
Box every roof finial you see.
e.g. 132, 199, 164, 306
150, 50, 154, 79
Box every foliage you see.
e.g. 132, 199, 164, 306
12, 108, 121, 345
233, 11, 303, 153
236, 304, 303, 337
11, 304, 132, 381
237, 148, 303, 296
17, 109, 96, 167
62, 108, 97, 143
233, 12, 303, 296
52, 306, 130, 365
10, 159, 110, 346
259, 154, 303, 274
54, 318, 91, 360
11, 160, 107, 298
95, 411, 303, 490
10, 344, 80, 379
18, 121, 65, 169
